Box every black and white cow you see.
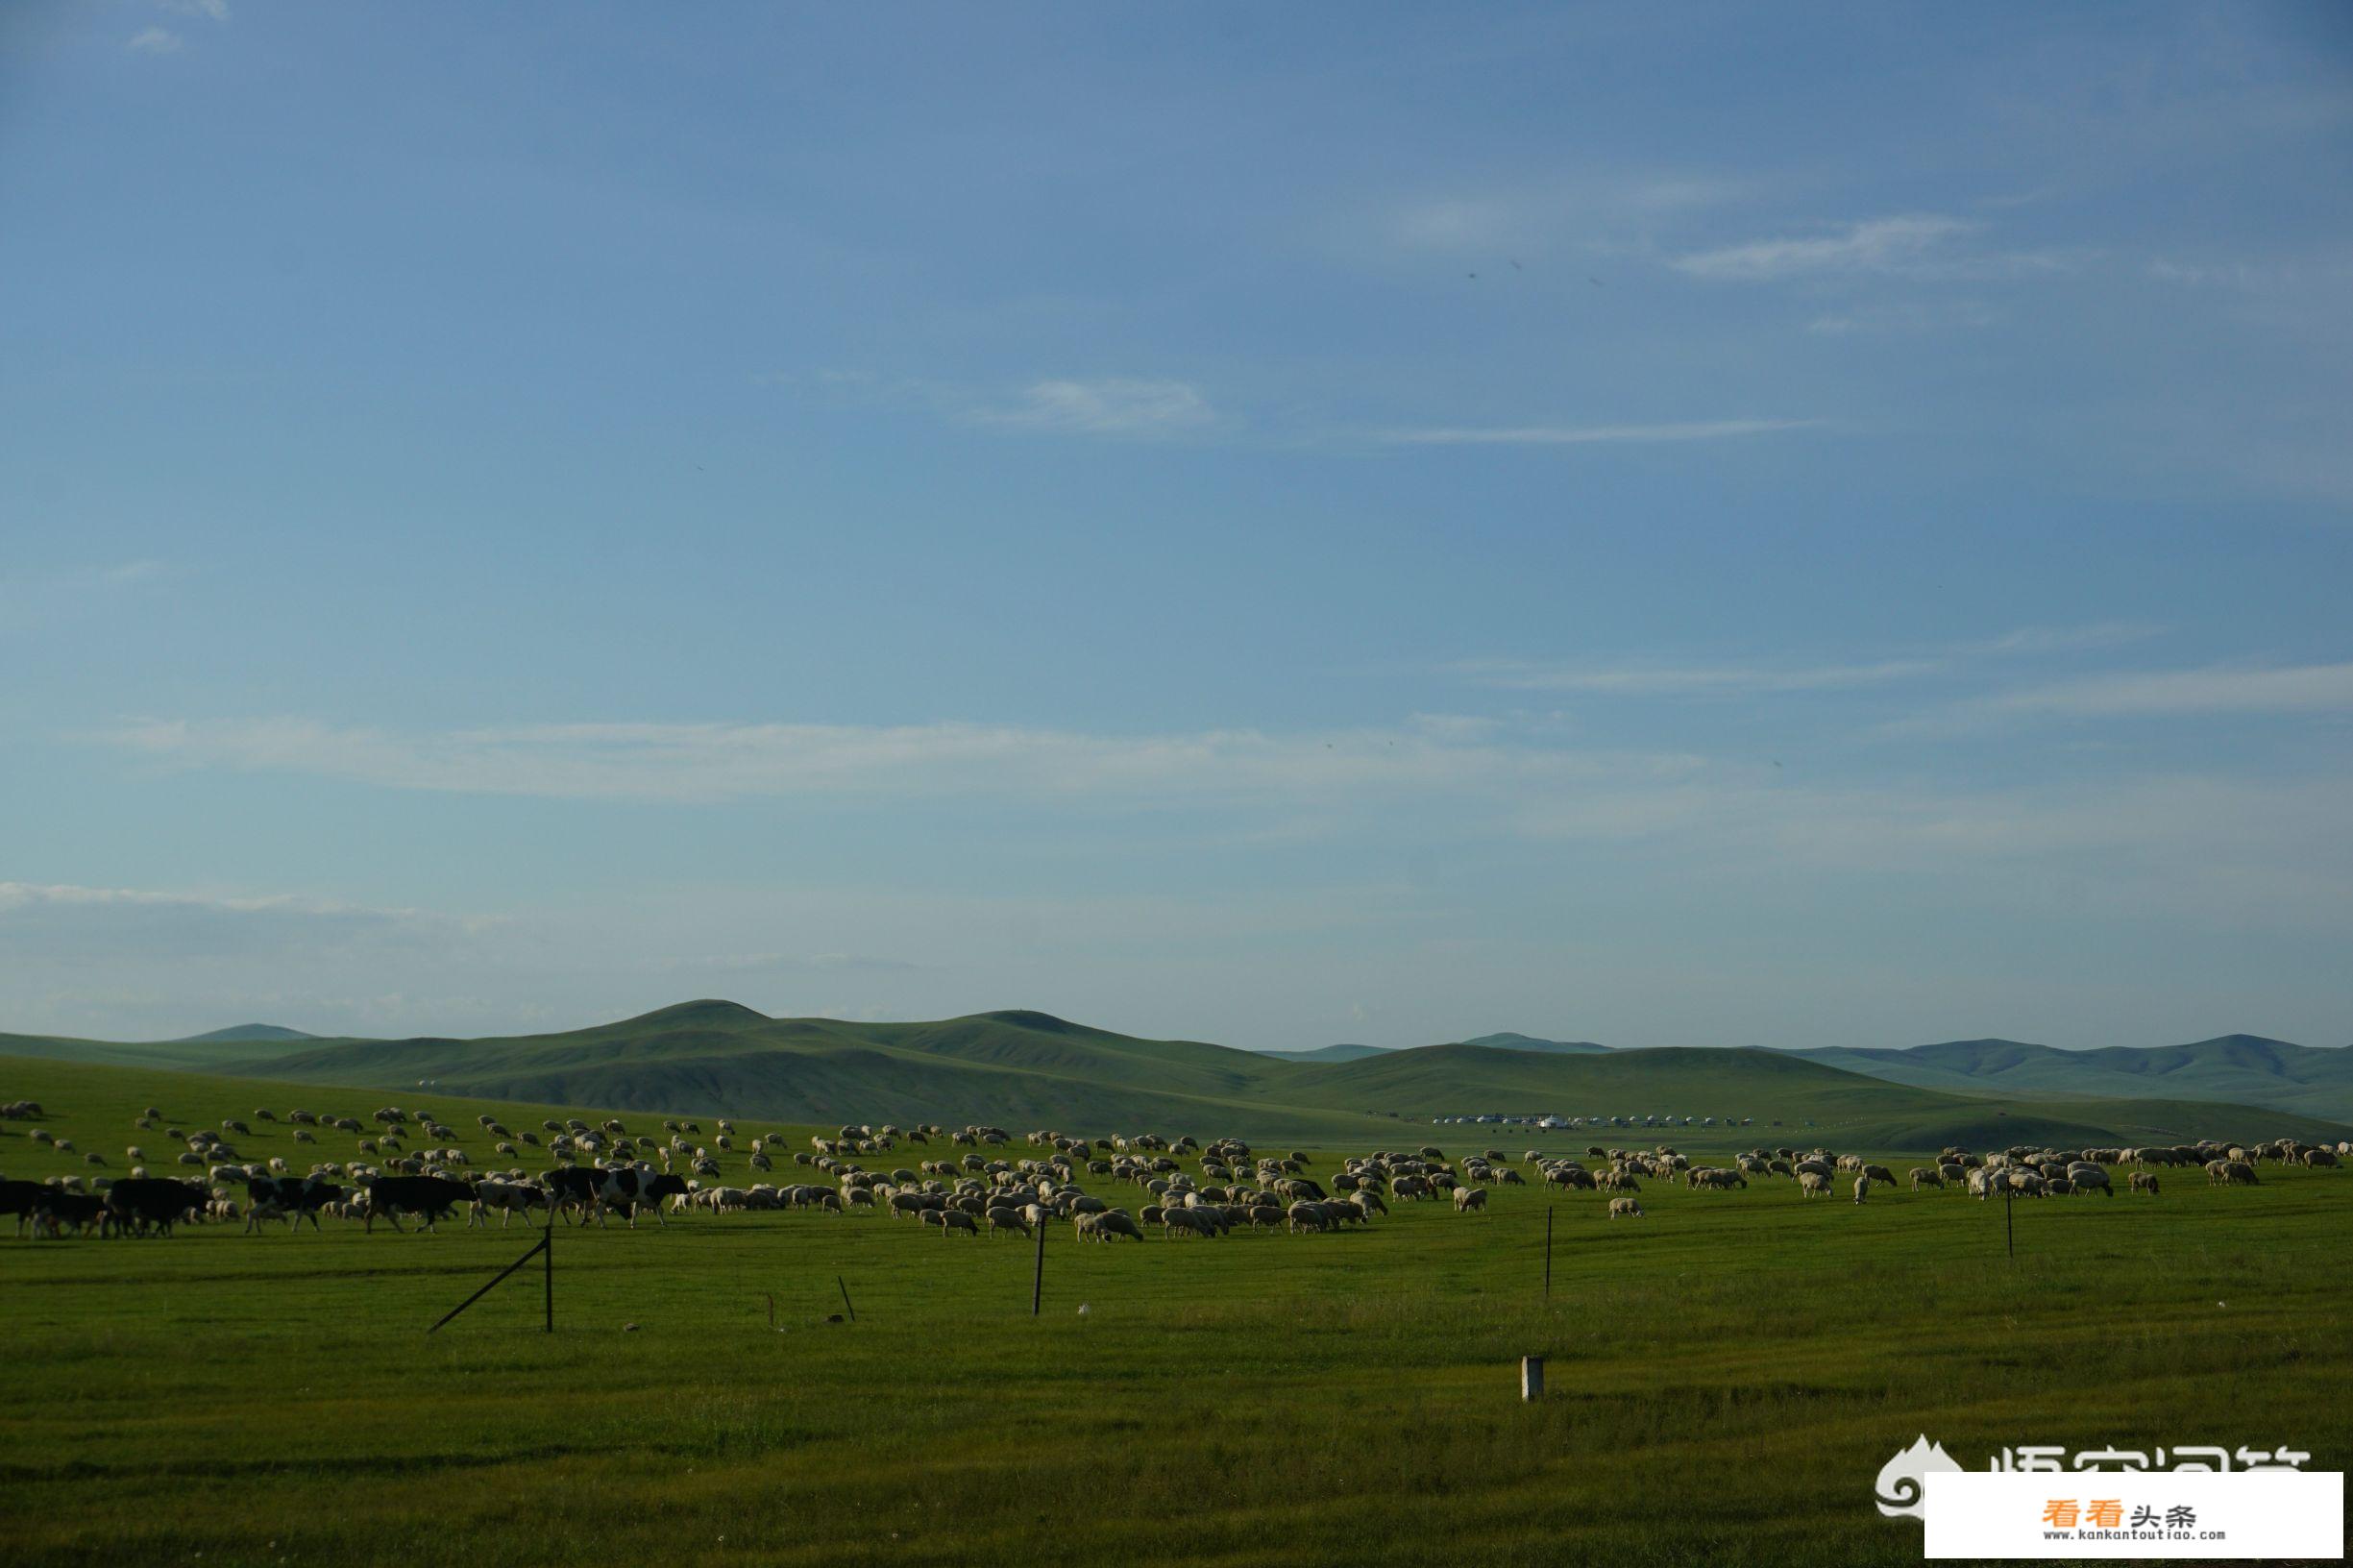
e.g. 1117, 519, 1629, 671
466, 1179, 548, 1228
243, 1174, 345, 1234
545, 1164, 689, 1227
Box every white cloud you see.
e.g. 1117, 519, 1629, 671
1384, 418, 1819, 447
1672, 215, 2078, 284
127, 27, 183, 54
1454, 657, 1940, 696
1, 559, 173, 633
1807, 300, 2001, 334
0, 882, 490, 963
1971, 623, 2167, 655
98, 715, 1695, 805
768, 370, 1216, 439
972, 378, 1213, 435
1380, 171, 1754, 256
1974, 662, 2353, 719
1673, 215, 1975, 281
1450, 625, 2162, 697
658, 951, 923, 975
161, 0, 231, 18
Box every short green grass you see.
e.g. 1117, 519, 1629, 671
2, 1053, 2346, 1568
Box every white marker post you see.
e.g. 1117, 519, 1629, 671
1521, 1356, 1545, 1401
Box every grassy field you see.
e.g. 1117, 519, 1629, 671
2, 1053, 2347, 1568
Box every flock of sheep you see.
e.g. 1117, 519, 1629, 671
4, 1092, 2344, 1241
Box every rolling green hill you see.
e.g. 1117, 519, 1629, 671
213, 1001, 1392, 1143
0, 1025, 357, 1073
1785, 1034, 2353, 1123
4, 998, 2339, 1150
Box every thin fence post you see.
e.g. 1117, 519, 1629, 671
1031, 1213, 1045, 1316
2004, 1180, 2014, 1260
1544, 1206, 1554, 1297
544, 1218, 553, 1332
837, 1274, 855, 1322
429, 1234, 549, 1335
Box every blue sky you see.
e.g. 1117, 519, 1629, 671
3, 2, 2349, 1049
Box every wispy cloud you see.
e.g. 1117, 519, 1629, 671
762, 370, 1216, 439
1971, 623, 2167, 655
1672, 214, 2074, 283
1384, 171, 1753, 255
127, 27, 183, 54
1453, 657, 1939, 696
97, 714, 1694, 805
1674, 215, 1975, 281
1450, 625, 2163, 698
1384, 418, 1819, 447
970, 378, 1213, 435
1, 559, 173, 632
160, 0, 231, 18
659, 951, 924, 975
1807, 300, 2001, 335
1971, 662, 2353, 720
0, 882, 488, 962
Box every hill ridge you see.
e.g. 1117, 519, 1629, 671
6, 1005, 2347, 1145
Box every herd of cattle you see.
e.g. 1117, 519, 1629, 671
2, 1095, 2343, 1241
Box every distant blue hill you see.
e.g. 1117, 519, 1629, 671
1459, 1032, 1612, 1055
167, 1024, 322, 1044
1780, 1033, 2353, 1123
1259, 1032, 1611, 1062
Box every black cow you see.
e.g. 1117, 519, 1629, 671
2, 1177, 47, 1237
547, 1164, 689, 1227
244, 1175, 344, 1234
359, 1174, 471, 1233
35, 1189, 107, 1237
104, 1177, 207, 1237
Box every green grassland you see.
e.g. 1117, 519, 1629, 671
11, 1001, 2344, 1151
2, 1051, 2347, 1568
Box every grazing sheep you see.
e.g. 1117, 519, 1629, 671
1606, 1196, 1642, 1218
1852, 1175, 1870, 1204
1908, 1167, 1943, 1190
1798, 1170, 1831, 1198
2129, 1171, 2160, 1195
984, 1207, 1030, 1238
1075, 1210, 1142, 1242
1452, 1187, 1487, 1213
